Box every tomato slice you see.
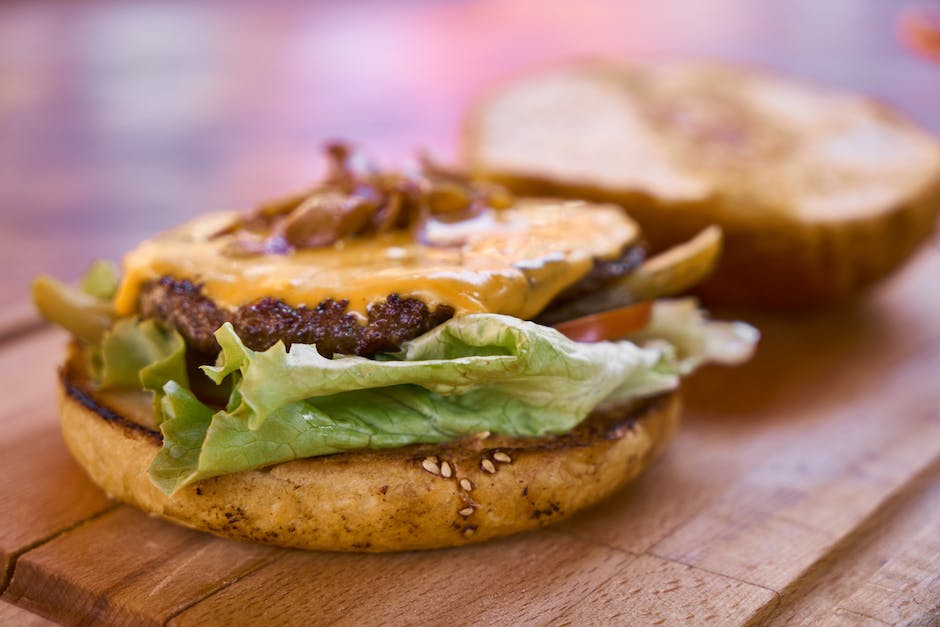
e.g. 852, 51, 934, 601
552, 301, 653, 343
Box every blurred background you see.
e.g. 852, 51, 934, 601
1, 0, 938, 310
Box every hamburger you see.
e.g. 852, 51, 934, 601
33, 144, 756, 551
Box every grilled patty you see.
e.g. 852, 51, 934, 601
139, 278, 455, 358
548, 244, 645, 306
138, 245, 644, 358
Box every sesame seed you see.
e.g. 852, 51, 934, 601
463, 527, 476, 537
459, 479, 473, 491
459, 507, 474, 517
481, 459, 496, 474
493, 452, 512, 464
422, 458, 440, 475
440, 461, 453, 478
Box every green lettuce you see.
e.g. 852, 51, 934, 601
627, 299, 760, 374
151, 314, 688, 493
149, 382, 216, 491
95, 317, 189, 420
97, 318, 188, 391
202, 316, 678, 431
149, 304, 756, 494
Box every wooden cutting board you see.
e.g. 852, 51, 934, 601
2, 240, 940, 625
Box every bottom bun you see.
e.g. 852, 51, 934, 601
59, 343, 680, 551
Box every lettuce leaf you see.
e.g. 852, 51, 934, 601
201, 316, 674, 431
148, 381, 216, 490
151, 314, 686, 493
149, 305, 757, 494
94, 317, 189, 421
98, 318, 188, 390
627, 299, 759, 374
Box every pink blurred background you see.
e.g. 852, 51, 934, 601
1, 0, 938, 308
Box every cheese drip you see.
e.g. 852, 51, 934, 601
114, 200, 639, 320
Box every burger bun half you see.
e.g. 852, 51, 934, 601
60, 343, 679, 552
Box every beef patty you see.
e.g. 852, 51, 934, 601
138, 244, 645, 358
139, 278, 455, 358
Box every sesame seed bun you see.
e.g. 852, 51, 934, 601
58, 343, 679, 552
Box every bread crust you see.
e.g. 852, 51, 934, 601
59, 345, 679, 552
464, 61, 940, 308
474, 171, 940, 308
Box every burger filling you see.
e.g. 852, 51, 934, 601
33, 145, 758, 496
137, 240, 645, 358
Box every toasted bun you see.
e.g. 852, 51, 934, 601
59, 344, 679, 552
465, 61, 940, 308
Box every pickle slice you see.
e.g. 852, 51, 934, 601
623, 226, 722, 301
79, 259, 120, 300
541, 226, 722, 323
33, 274, 115, 343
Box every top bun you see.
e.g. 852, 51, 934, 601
464, 61, 940, 308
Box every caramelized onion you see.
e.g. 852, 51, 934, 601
218, 143, 514, 257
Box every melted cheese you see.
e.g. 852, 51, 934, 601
114, 199, 639, 320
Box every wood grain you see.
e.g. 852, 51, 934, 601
4, 507, 280, 626
836, 513, 940, 624
0, 330, 67, 441
650, 403, 940, 591
170, 531, 632, 626
0, 425, 115, 593
0, 329, 113, 592
0, 301, 44, 345
552, 554, 778, 625
0, 599, 56, 626
648, 245, 940, 592
759, 457, 940, 624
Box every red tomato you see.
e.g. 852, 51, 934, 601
552, 301, 653, 342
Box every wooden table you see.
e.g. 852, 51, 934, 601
2, 1, 939, 624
